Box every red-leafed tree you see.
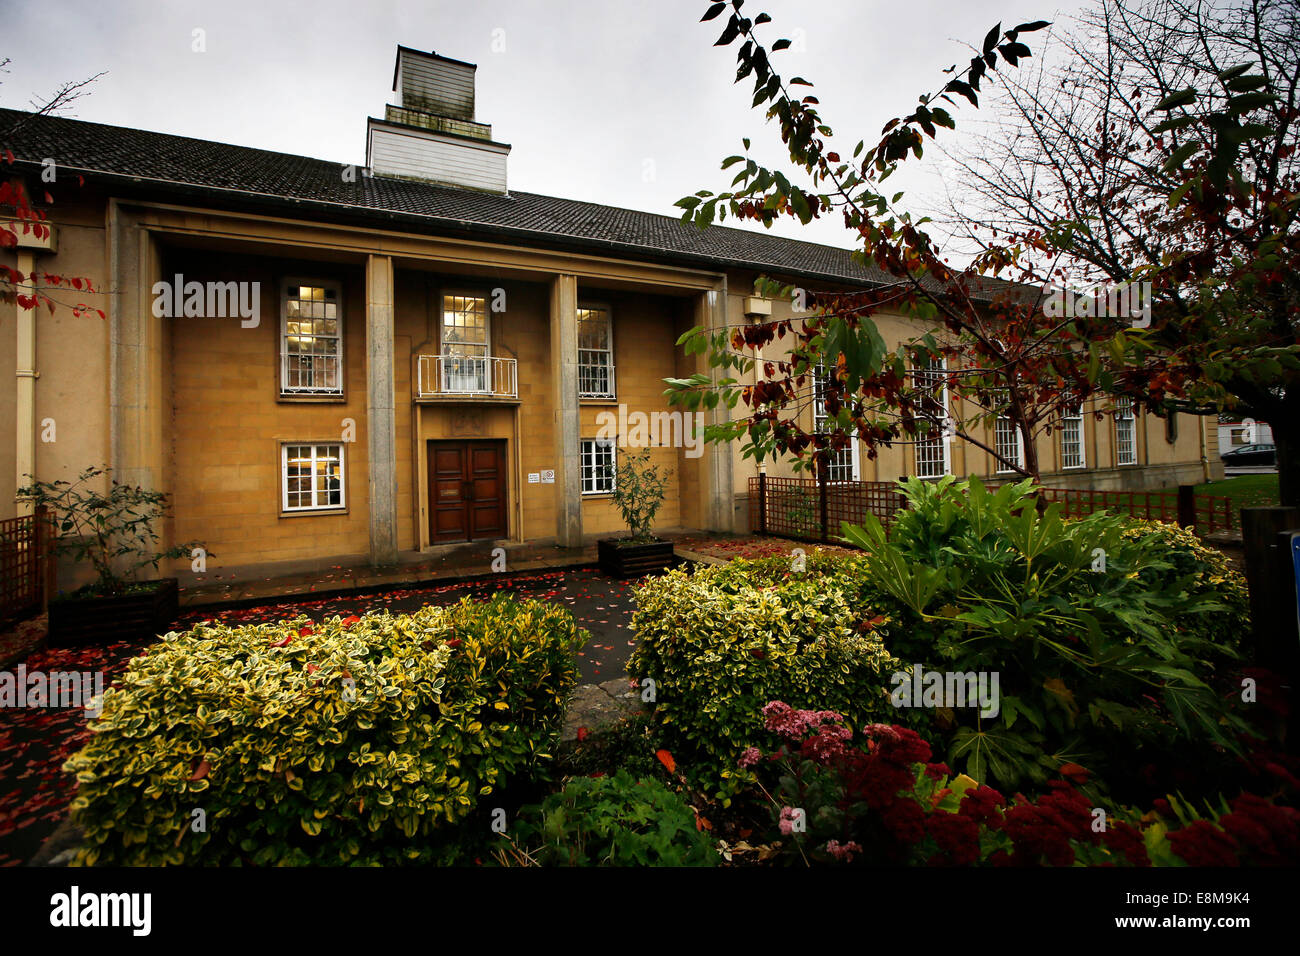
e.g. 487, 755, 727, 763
667, 1, 1300, 503
1, 57, 106, 319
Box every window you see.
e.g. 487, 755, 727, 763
441, 294, 490, 393
913, 358, 950, 478
1115, 398, 1137, 465
1061, 403, 1086, 469
580, 438, 616, 495
281, 282, 342, 395
282, 443, 345, 512
995, 417, 1024, 473
578, 306, 615, 398
813, 363, 857, 482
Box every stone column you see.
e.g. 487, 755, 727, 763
550, 274, 582, 547
696, 284, 735, 532
108, 201, 166, 492
366, 254, 399, 565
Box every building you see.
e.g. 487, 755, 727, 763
0, 47, 1222, 582
1218, 418, 1273, 456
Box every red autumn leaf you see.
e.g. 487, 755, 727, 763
189, 759, 210, 781
297, 625, 314, 637
1060, 762, 1090, 784
445, 638, 462, 648
576, 727, 589, 742
305, 663, 319, 675
269, 634, 292, 648
341, 615, 360, 628
656, 749, 677, 774
43, 191, 53, 204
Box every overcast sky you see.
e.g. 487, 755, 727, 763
2, 0, 1090, 251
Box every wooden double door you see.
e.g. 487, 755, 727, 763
428, 440, 508, 543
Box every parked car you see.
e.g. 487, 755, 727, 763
1221, 442, 1277, 466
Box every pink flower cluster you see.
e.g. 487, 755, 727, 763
762, 701, 847, 742
825, 839, 863, 862
778, 806, 801, 836
759, 700, 854, 763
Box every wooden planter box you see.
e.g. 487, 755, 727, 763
597, 537, 676, 579
48, 578, 179, 646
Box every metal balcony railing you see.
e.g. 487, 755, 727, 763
417, 354, 518, 399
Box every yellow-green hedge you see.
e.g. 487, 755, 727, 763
65, 596, 583, 865
628, 560, 898, 803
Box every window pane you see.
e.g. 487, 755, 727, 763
282, 284, 342, 394
581, 439, 615, 494
913, 358, 948, 478
283, 444, 345, 511
577, 308, 614, 398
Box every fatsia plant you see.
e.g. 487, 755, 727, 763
840, 477, 1252, 792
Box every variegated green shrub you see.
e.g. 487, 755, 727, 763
64, 595, 583, 865
628, 558, 898, 803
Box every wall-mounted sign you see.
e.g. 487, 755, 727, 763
527, 473, 540, 483
541, 469, 555, 484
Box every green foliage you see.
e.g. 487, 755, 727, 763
498, 770, 719, 866
18, 465, 204, 595
554, 713, 659, 780
609, 449, 671, 542
840, 476, 1252, 793
627, 556, 898, 803
64, 596, 583, 865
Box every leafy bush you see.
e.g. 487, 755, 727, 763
1120, 518, 1249, 647
627, 558, 897, 803
746, 702, 1299, 867
495, 770, 719, 866
18, 465, 205, 595
64, 596, 583, 865
841, 476, 1252, 794
610, 449, 671, 542
554, 713, 660, 780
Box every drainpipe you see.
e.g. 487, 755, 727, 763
15, 249, 37, 515
10, 190, 56, 516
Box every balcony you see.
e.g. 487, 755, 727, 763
417, 354, 518, 401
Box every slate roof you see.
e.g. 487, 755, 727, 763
0, 107, 909, 289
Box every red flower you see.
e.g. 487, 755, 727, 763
958, 785, 1006, 829
1168, 820, 1240, 867
1101, 821, 1150, 867
926, 811, 981, 866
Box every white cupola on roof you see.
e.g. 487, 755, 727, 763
366, 46, 510, 193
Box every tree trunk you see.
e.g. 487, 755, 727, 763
1274, 417, 1300, 508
